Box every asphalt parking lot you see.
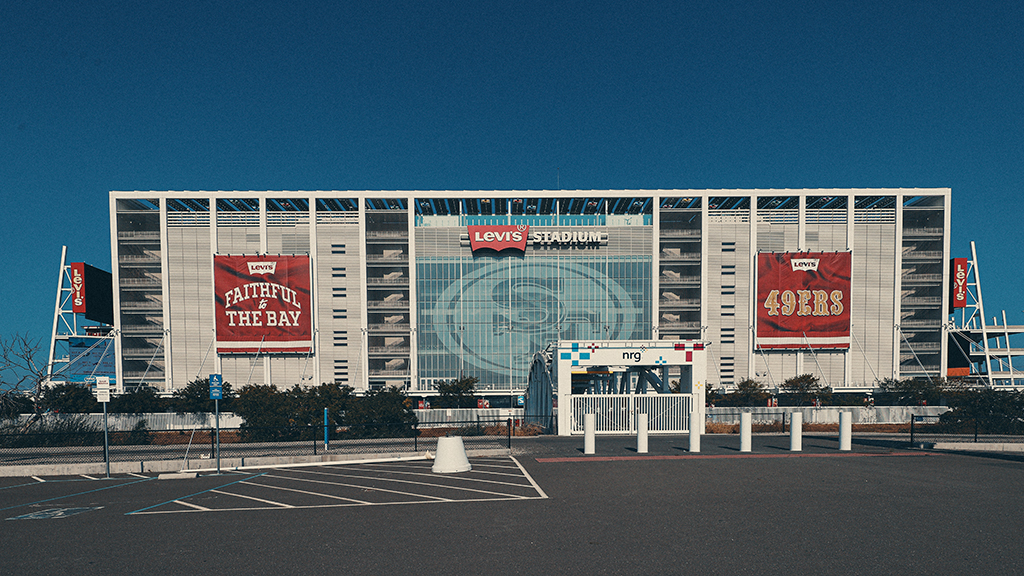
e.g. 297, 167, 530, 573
4, 434, 1024, 575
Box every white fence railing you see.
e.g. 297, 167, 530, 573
570, 394, 692, 435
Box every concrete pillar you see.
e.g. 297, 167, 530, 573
839, 411, 852, 451
740, 411, 752, 452
790, 411, 802, 452
584, 413, 596, 455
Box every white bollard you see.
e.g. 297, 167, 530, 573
839, 411, 852, 451
689, 414, 701, 453
790, 411, 802, 452
584, 413, 596, 455
740, 412, 752, 452
637, 413, 648, 454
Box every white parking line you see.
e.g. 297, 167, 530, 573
240, 480, 370, 505
80, 475, 97, 480
349, 466, 534, 488
31, 476, 45, 483
130, 457, 546, 515
364, 462, 526, 478
211, 489, 293, 508
510, 456, 548, 499
133, 495, 544, 514
288, 468, 534, 499
127, 473, 148, 478
262, 473, 451, 501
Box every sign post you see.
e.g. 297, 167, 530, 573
209, 374, 222, 473
95, 376, 111, 478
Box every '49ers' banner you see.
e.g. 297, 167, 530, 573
756, 252, 851, 350
214, 255, 313, 353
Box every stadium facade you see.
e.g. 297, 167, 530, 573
108, 189, 951, 399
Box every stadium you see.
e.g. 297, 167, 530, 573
90, 188, 952, 406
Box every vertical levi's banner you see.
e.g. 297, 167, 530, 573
756, 252, 851, 349
70, 262, 87, 313
950, 258, 968, 310
214, 255, 313, 353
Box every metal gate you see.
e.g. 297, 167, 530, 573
568, 394, 692, 434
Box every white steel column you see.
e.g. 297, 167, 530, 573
748, 192, 758, 382
308, 193, 320, 388
652, 193, 660, 342
701, 192, 710, 379
844, 193, 854, 388
261, 196, 271, 387
159, 197, 172, 394
971, 241, 993, 386
407, 194, 417, 392
940, 191, 952, 378
110, 196, 123, 391
358, 195, 369, 391
46, 245, 68, 384
210, 195, 222, 378
797, 191, 806, 251
892, 193, 904, 380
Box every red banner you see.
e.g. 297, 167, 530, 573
468, 225, 529, 253
214, 255, 313, 353
756, 252, 851, 349
70, 262, 87, 313
950, 258, 968, 310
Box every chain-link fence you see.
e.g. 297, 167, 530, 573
909, 414, 1024, 446
0, 416, 553, 468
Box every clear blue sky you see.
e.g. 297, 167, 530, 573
2, 0, 1022, 350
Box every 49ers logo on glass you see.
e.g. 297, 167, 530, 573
468, 225, 529, 253
214, 255, 313, 354
756, 252, 851, 350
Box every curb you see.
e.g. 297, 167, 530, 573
0, 447, 511, 478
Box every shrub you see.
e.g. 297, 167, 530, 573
0, 415, 102, 448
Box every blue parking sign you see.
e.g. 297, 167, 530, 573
209, 374, 223, 400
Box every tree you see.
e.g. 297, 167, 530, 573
110, 386, 168, 413
234, 384, 290, 428
170, 377, 235, 413
877, 377, 944, 406
291, 382, 354, 427
40, 383, 100, 413
781, 374, 829, 406
345, 386, 418, 437
940, 387, 1024, 434
720, 378, 769, 407
1, 334, 51, 418
0, 393, 33, 420
434, 376, 479, 408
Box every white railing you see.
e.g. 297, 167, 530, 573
569, 394, 692, 434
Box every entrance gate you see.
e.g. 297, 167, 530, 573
556, 340, 707, 436
568, 393, 693, 434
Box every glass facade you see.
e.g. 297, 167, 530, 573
416, 253, 652, 391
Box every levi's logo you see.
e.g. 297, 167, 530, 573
247, 262, 278, 275
791, 258, 820, 271
468, 225, 529, 253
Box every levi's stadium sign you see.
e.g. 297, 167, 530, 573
463, 224, 608, 252
755, 251, 851, 350
468, 225, 529, 252
214, 255, 313, 354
